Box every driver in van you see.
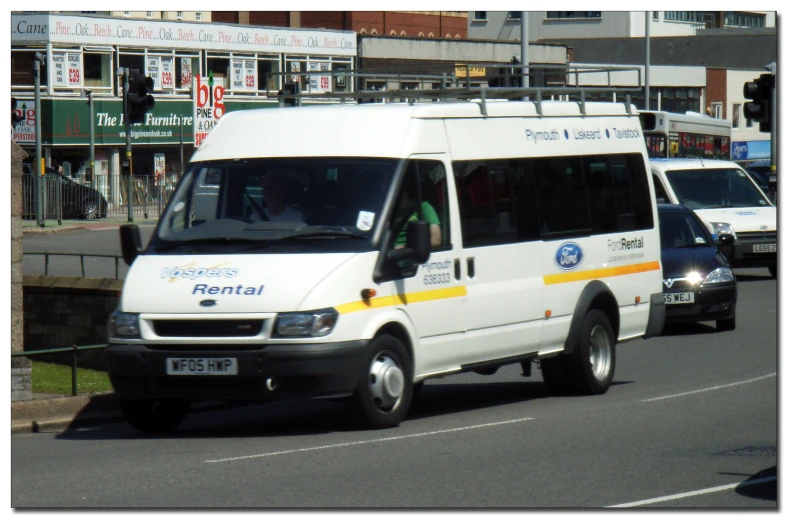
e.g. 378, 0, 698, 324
392, 174, 442, 249
250, 172, 305, 223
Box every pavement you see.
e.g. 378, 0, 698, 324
22, 214, 159, 235
16, 214, 162, 433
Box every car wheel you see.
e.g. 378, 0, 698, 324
541, 310, 616, 396
82, 199, 100, 220
717, 314, 736, 332
768, 265, 777, 278
348, 334, 413, 429
120, 399, 189, 434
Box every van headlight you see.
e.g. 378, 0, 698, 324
703, 267, 735, 284
109, 311, 141, 338
274, 308, 339, 337
710, 222, 737, 240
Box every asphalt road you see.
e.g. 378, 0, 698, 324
11, 270, 777, 508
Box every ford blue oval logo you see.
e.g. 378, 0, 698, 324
199, 299, 217, 307
555, 242, 583, 271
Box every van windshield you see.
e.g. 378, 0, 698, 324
665, 168, 771, 210
153, 158, 399, 253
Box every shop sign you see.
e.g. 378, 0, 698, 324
455, 65, 486, 78
12, 101, 36, 143
194, 76, 225, 147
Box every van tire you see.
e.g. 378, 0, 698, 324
541, 310, 616, 396
120, 399, 189, 434
348, 334, 413, 429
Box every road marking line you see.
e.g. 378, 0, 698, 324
641, 373, 776, 402
204, 417, 534, 463
608, 476, 777, 507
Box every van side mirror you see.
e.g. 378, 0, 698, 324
386, 220, 431, 265
717, 233, 734, 247
406, 220, 431, 265
120, 224, 142, 266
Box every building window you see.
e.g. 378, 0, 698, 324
546, 12, 602, 19
146, 11, 152, 18
474, 12, 487, 21
123, 11, 130, 17
176, 11, 183, 20
652, 11, 659, 21
733, 103, 741, 128
508, 12, 521, 20
196, 12, 202, 21
724, 11, 765, 28
711, 102, 722, 119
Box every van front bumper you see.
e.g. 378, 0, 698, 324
722, 231, 777, 269
104, 340, 370, 401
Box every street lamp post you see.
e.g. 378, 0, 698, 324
117, 67, 133, 222
34, 52, 45, 228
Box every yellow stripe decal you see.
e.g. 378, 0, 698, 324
543, 261, 661, 285
336, 285, 467, 314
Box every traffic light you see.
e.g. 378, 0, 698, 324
11, 97, 22, 128
126, 69, 155, 124
743, 73, 773, 133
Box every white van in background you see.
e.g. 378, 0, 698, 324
650, 159, 777, 277
105, 95, 665, 434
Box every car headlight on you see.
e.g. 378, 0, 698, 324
274, 308, 338, 337
685, 271, 704, 285
710, 222, 737, 240
109, 310, 141, 338
702, 267, 735, 284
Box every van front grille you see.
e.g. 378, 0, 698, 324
152, 320, 264, 338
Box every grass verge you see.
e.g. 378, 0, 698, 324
32, 361, 113, 395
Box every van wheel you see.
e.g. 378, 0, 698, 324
348, 334, 413, 429
120, 399, 189, 434
541, 310, 616, 395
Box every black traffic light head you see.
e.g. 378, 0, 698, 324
743, 73, 773, 133
126, 69, 155, 124
12, 97, 22, 128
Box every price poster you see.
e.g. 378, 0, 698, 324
309, 62, 331, 94
67, 52, 83, 87
147, 56, 161, 90
160, 57, 174, 89
290, 61, 301, 83
181, 58, 192, 88
232, 59, 245, 90
154, 153, 166, 185
244, 60, 256, 90
52, 53, 67, 87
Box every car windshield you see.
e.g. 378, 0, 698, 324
658, 210, 712, 249
665, 168, 771, 209
154, 157, 399, 253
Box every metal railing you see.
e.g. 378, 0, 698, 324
22, 172, 182, 221
23, 252, 124, 279
12, 344, 107, 396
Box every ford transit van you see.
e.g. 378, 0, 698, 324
106, 95, 665, 433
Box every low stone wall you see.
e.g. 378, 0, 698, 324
23, 275, 124, 371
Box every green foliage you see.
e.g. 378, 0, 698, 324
31, 361, 112, 395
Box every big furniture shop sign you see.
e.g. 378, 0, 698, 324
12, 14, 356, 56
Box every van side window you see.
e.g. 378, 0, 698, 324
453, 159, 540, 247
390, 160, 450, 251
582, 154, 654, 233
534, 156, 590, 236
652, 173, 669, 204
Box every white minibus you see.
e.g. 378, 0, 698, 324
106, 95, 665, 433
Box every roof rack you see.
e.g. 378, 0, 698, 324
269, 64, 643, 117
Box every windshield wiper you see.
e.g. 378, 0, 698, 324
280, 230, 369, 240
703, 204, 734, 209
155, 237, 262, 252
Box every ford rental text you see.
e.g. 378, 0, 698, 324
105, 88, 665, 433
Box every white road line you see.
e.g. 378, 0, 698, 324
608, 476, 777, 508
204, 417, 534, 463
642, 373, 776, 402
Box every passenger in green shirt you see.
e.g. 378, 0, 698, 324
393, 177, 443, 249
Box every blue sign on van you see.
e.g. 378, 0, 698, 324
555, 242, 583, 271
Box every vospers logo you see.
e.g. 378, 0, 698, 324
555, 242, 583, 271
161, 265, 239, 281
